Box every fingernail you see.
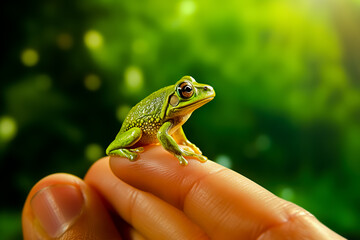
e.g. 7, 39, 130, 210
31, 184, 84, 238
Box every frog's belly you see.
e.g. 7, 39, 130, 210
137, 130, 159, 146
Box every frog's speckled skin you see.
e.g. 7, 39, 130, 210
106, 76, 215, 165
120, 86, 172, 145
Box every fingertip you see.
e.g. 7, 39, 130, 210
22, 172, 120, 240
257, 206, 346, 240
22, 174, 85, 239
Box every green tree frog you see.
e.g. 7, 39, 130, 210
106, 76, 215, 165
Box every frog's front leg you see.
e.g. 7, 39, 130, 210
106, 127, 143, 161
158, 122, 207, 165
172, 126, 203, 155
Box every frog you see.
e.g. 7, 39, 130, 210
106, 76, 215, 165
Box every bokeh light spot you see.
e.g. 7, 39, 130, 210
124, 66, 144, 92
84, 74, 101, 91
21, 48, 39, 67
57, 33, 73, 50
84, 30, 103, 49
179, 0, 196, 16
215, 154, 233, 169
0, 116, 18, 141
85, 143, 104, 162
116, 105, 131, 122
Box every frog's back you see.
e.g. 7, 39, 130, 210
119, 85, 173, 143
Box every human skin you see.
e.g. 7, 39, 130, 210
22, 145, 346, 239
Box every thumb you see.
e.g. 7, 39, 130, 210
22, 173, 121, 240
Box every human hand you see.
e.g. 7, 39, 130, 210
22, 145, 346, 239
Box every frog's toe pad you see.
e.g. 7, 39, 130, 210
197, 155, 208, 163
130, 147, 144, 153
128, 153, 139, 161
123, 149, 139, 161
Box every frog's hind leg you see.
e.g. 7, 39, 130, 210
106, 127, 143, 161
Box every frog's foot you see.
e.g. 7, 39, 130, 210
177, 150, 208, 165
130, 147, 144, 153
174, 154, 189, 166
183, 140, 202, 155
194, 154, 208, 163
108, 149, 139, 161
181, 145, 196, 154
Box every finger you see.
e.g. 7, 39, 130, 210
22, 173, 121, 240
257, 211, 346, 240
84, 157, 208, 240
109, 145, 325, 239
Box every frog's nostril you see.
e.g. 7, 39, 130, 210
204, 85, 213, 91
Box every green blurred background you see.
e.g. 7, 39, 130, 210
2, 0, 360, 239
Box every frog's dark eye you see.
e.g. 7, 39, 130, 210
177, 82, 194, 99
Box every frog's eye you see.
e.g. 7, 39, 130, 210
177, 81, 194, 99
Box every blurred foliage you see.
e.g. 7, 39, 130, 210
2, 0, 360, 239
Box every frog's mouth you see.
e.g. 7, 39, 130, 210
175, 97, 214, 112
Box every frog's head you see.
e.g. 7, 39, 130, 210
165, 76, 215, 119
